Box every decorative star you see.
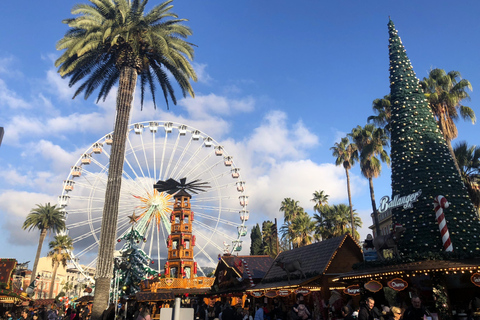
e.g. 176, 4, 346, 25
128, 212, 138, 224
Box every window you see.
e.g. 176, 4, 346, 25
184, 216, 189, 223
185, 240, 190, 249
173, 241, 178, 249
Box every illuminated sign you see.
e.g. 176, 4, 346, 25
387, 278, 408, 291
344, 285, 360, 296
471, 273, 480, 287
364, 280, 383, 293
378, 190, 422, 213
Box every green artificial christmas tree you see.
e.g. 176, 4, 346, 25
113, 226, 157, 295
387, 19, 480, 256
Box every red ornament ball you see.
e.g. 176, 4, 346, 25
151, 260, 155, 264
117, 239, 121, 242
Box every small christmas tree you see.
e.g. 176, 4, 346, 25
113, 218, 157, 295
387, 19, 480, 255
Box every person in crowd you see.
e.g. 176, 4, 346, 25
220, 302, 235, 320
5, 311, 14, 320
341, 306, 355, 320
254, 303, 264, 320
390, 307, 402, 320
292, 294, 311, 320
102, 303, 115, 320
403, 296, 429, 320
19, 309, 31, 320
358, 297, 378, 320
47, 305, 58, 320
272, 297, 286, 320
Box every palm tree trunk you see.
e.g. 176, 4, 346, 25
30, 229, 47, 284
446, 139, 462, 177
92, 66, 137, 320
369, 177, 381, 237
49, 261, 59, 298
345, 168, 355, 239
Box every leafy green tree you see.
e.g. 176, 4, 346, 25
331, 137, 359, 236
262, 220, 277, 257
47, 235, 73, 298
22, 203, 66, 285
350, 124, 390, 236
250, 224, 263, 255
55, 0, 196, 315
454, 141, 480, 213
420, 69, 475, 174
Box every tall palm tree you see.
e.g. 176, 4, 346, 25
22, 203, 66, 285
368, 94, 392, 135
311, 190, 329, 213
55, 1, 196, 315
454, 141, 480, 213
420, 69, 475, 174
331, 137, 358, 237
47, 235, 73, 298
350, 124, 390, 237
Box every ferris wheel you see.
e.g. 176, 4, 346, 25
58, 121, 249, 280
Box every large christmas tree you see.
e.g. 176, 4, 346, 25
387, 19, 480, 255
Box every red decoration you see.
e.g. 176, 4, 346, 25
434, 195, 453, 252
387, 278, 408, 291
151, 260, 155, 264
117, 239, 121, 242
191, 212, 194, 221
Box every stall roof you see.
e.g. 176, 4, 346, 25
336, 258, 480, 281
250, 234, 362, 291
221, 255, 274, 279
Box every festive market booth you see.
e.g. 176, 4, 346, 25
0, 259, 30, 313
334, 18, 480, 319
246, 235, 363, 319
210, 254, 274, 306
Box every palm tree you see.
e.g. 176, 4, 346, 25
279, 198, 303, 223
55, 1, 196, 314
420, 69, 475, 174
313, 204, 362, 240
290, 214, 315, 247
311, 190, 329, 214
47, 235, 73, 298
368, 94, 392, 135
22, 203, 66, 285
454, 141, 480, 213
331, 137, 358, 237
350, 124, 390, 237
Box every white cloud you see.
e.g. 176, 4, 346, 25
0, 78, 30, 109
0, 190, 58, 246
192, 62, 213, 85
179, 93, 255, 119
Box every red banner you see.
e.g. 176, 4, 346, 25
387, 278, 408, 291
365, 280, 383, 293
344, 285, 361, 296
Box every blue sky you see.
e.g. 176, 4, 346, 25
1, 1, 479, 269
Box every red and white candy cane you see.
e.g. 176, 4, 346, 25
434, 195, 453, 252
242, 258, 255, 287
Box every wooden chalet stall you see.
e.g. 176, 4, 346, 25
335, 258, 480, 316
0, 259, 29, 313
246, 235, 363, 319
210, 255, 274, 307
